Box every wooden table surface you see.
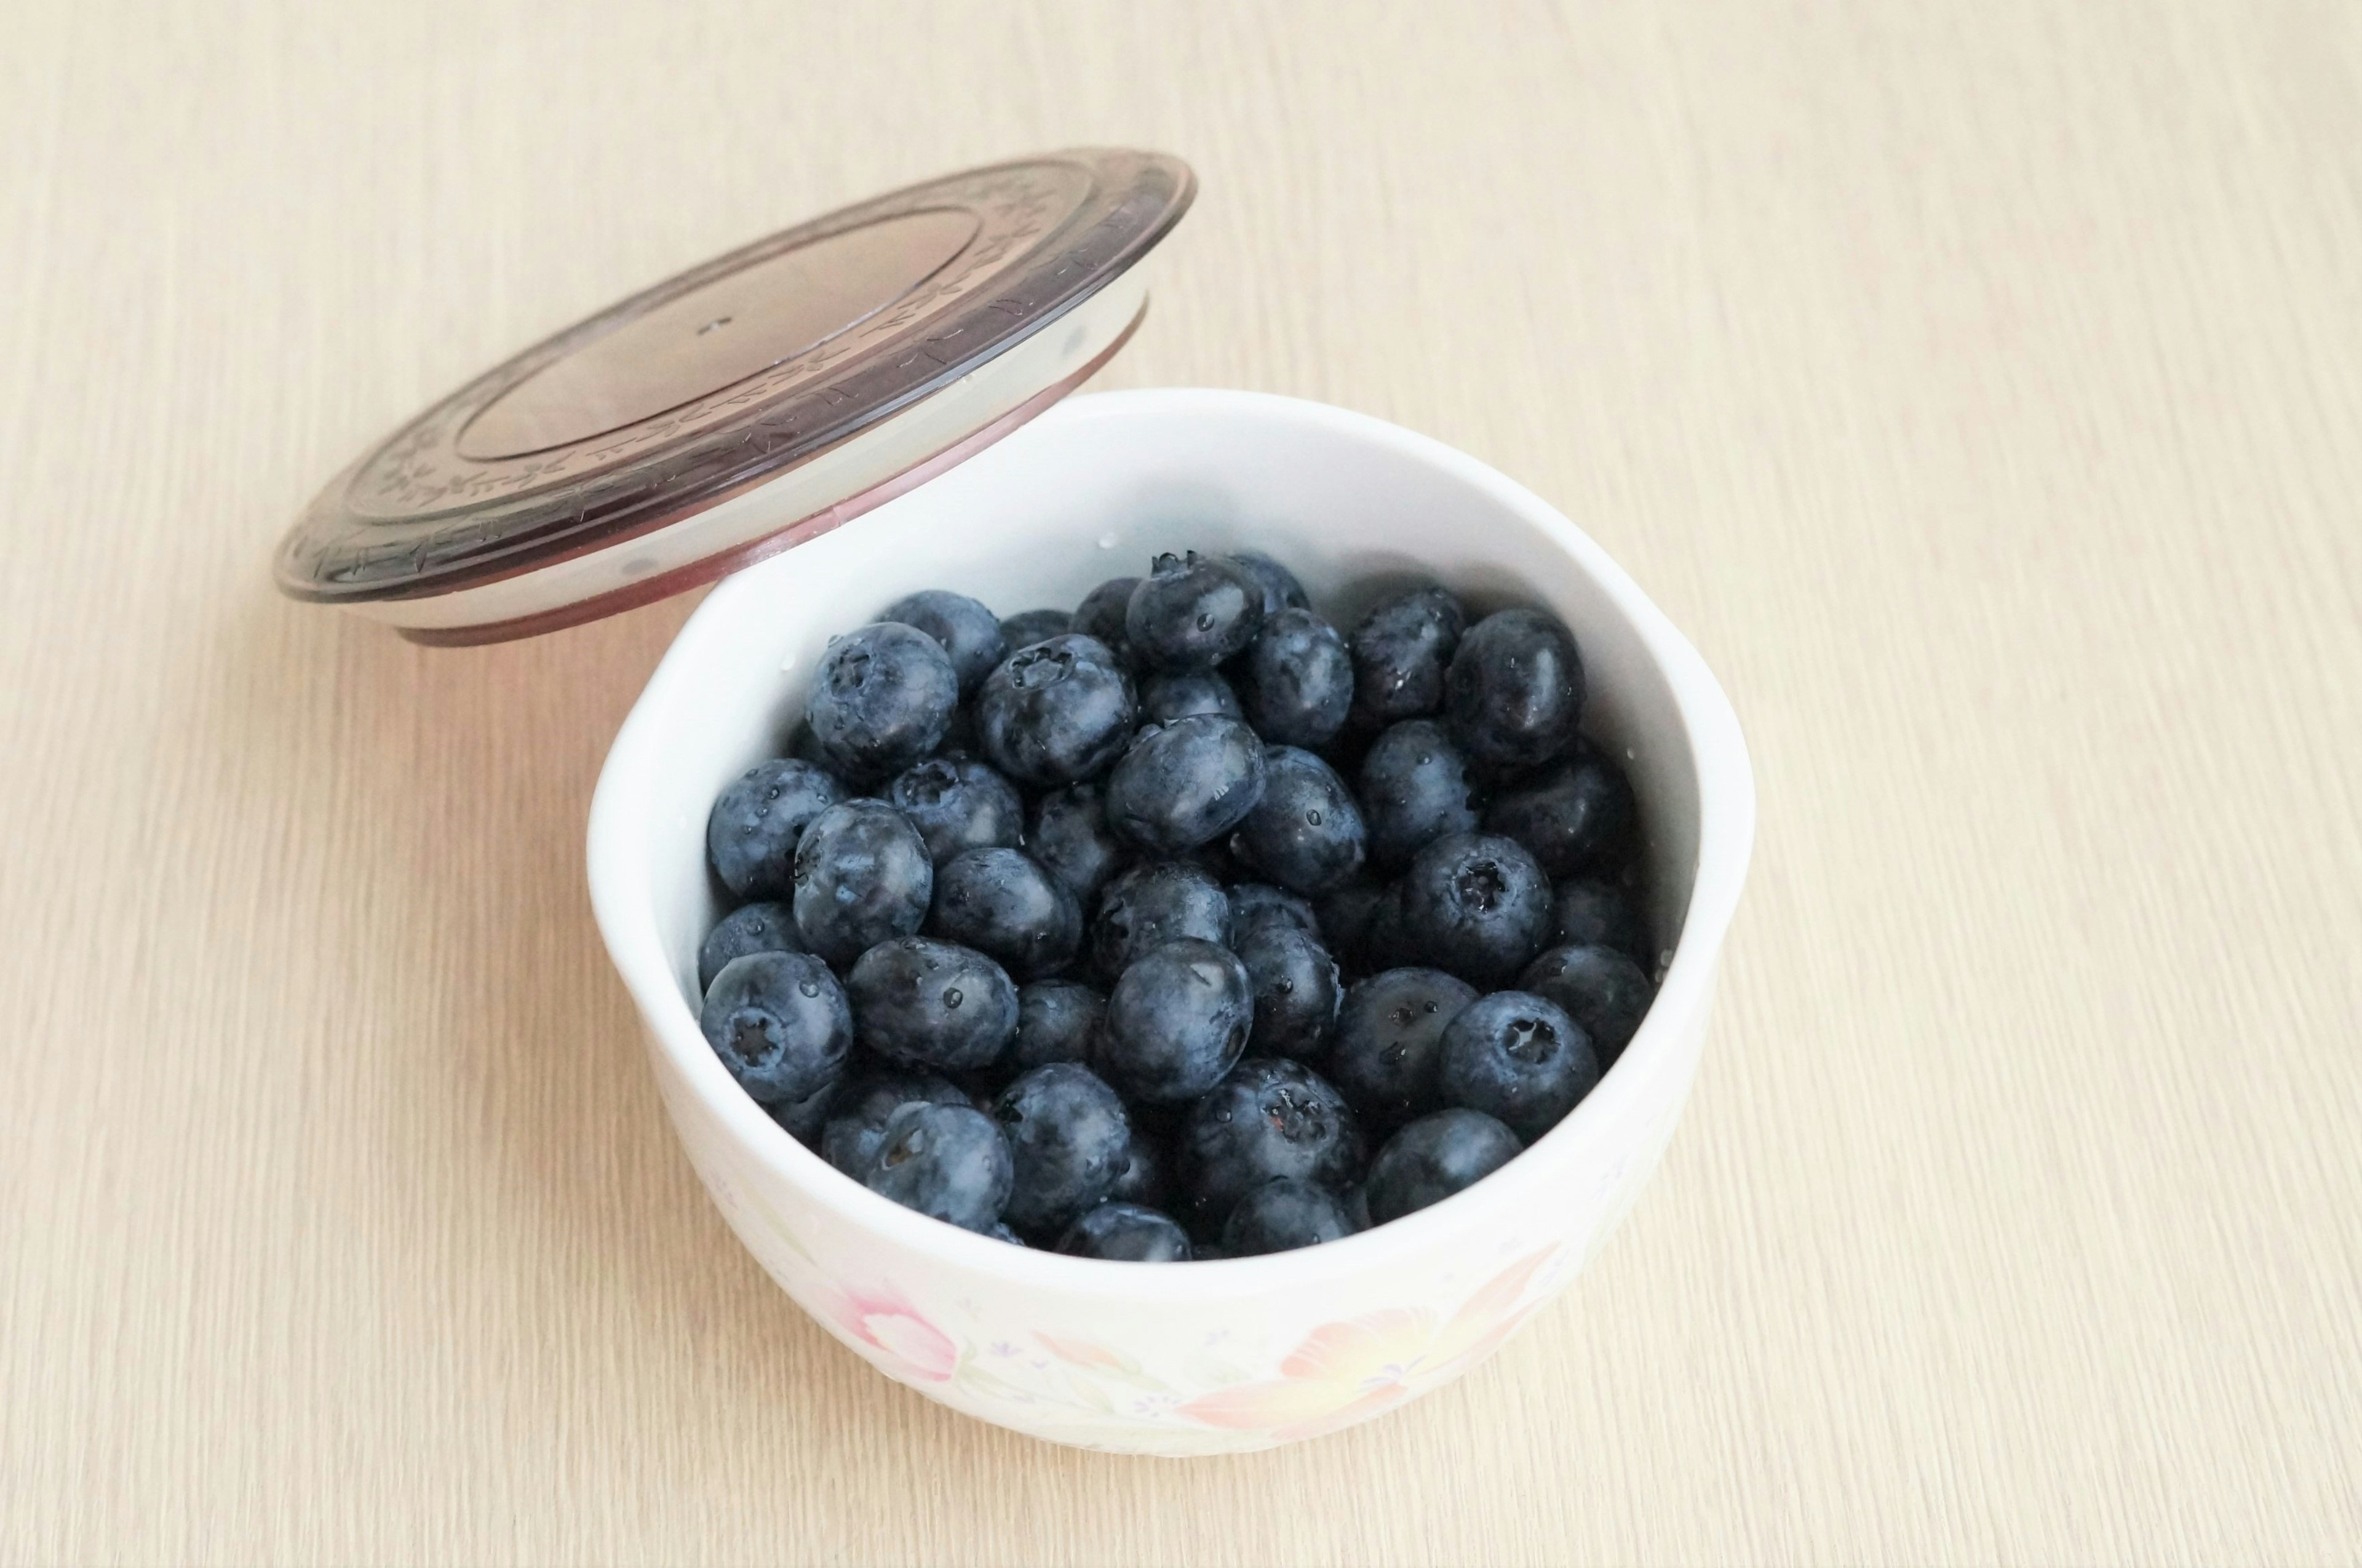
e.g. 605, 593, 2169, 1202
6, 2, 2359, 1562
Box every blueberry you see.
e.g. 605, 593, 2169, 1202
1235, 921, 1342, 1060
1124, 551, 1264, 671
1072, 576, 1140, 653
857, 1102, 1012, 1232
1139, 669, 1243, 725
1027, 780, 1131, 905
1362, 1109, 1523, 1224
1348, 583, 1466, 728
993, 1062, 1132, 1236
928, 848, 1081, 980
698, 901, 804, 992
1235, 608, 1354, 749
998, 608, 1072, 650
1057, 1201, 1193, 1262
1230, 746, 1366, 895
1089, 861, 1231, 981
697, 951, 854, 1107
806, 623, 960, 781
790, 800, 933, 968
1011, 978, 1104, 1072
787, 720, 830, 768
1327, 967, 1479, 1126
821, 1070, 971, 1176
1549, 877, 1653, 965
1106, 1122, 1172, 1208
1519, 944, 1656, 1064
845, 937, 1019, 1073
768, 1080, 837, 1146
1443, 608, 1585, 776
1358, 719, 1482, 870
1226, 549, 1310, 616
1396, 832, 1552, 987
975, 634, 1137, 787
1099, 938, 1255, 1104
880, 590, 1007, 698
990, 1222, 1028, 1246
1436, 990, 1598, 1141
706, 758, 841, 899
1313, 876, 1391, 974
1221, 1178, 1358, 1256
1178, 1059, 1364, 1236
887, 754, 1025, 867
1106, 715, 1268, 856
1229, 882, 1321, 942
1482, 744, 1637, 877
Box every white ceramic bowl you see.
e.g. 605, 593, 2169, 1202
587, 388, 1754, 1455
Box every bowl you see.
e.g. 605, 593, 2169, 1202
587, 387, 1754, 1455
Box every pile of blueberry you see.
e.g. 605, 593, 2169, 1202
694, 549, 1659, 1262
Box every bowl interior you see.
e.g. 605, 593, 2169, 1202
618, 390, 1709, 1024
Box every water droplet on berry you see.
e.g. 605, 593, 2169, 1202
944, 988, 964, 1009
1196, 613, 1215, 631
1306, 810, 1322, 826
798, 980, 820, 998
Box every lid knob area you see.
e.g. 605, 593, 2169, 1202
274, 149, 1195, 645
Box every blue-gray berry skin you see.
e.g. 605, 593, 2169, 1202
1443, 608, 1585, 776
697, 951, 854, 1108
1348, 584, 1466, 728
1313, 877, 1391, 974
1027, 780, 1131, 905
880, 590, 1007, 698
845, 937, 1019, 1073
886, 754, 1024, 867
993, 1062, 1133, 1236
1230, 882, 1321, 942
1125, 551, 1265, 671
1090, 861, 1231, 982
975, 634, 1137, 787
998, 608, 1071, 650
1436, 990, 1599, 1142
1221, 1178, 1358, 1256
1179, 1059, 1364, 1238
707, 758, 841, 899
1362, 1109, 1522, 1224
1396, 832, 1552, 987
1230, 746, 1367, 895
1519, 944, 1656, 1064
698, 901, 804, 993
1327, 967, 1479, 1126
1227, 549, 1310, 617
1236, 608, 1354, 749
1358, 719, 1482, 870
1106, 1121, 1172, 1208
927, 848, 1081, 981
1549, 877, 1653, 965
1482, 744, 1637, 878
1106, 714, 1269, 856
1011, 979, 1105, 1072
1236, 922, 1342, 1060
821, 1070, 971, 1176
1071, 577, 1141, 654
1140, 669, 1243, 725
1100, 938, 1255, 1104
858, 1102, 1012, 1232
1057, 1201, 1193, 1262
768, 1080, 837, 1147
806, 623, 961, 781
791, 801, 934, 968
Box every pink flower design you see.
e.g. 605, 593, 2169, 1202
1177, 1248, 1556, 1440
826, 1284, 958, 1383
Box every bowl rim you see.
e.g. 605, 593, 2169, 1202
587, 386, 1756, 1297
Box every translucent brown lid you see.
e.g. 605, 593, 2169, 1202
274, 149, 1195, 643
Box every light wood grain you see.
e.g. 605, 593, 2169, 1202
5, 1, 2360, 1562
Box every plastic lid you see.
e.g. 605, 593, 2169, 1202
274, 149, 1195, 643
